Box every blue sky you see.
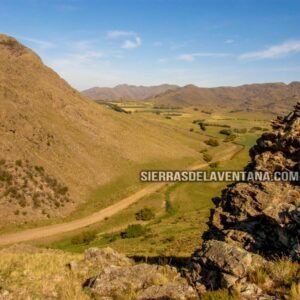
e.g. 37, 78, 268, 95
1, 0, 300, 90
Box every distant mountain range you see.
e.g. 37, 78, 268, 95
151, 82, 300, 114
82, 84, 179, 100
83, 82, 300, 114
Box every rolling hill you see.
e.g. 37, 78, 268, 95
82, 84, 179, 101
151, 82, 300, 114
0, 34, 199, 225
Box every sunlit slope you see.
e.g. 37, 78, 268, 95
0, 34, 199, 223
152, 83, 300, 114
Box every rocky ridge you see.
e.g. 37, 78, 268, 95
189, 103, 300, 299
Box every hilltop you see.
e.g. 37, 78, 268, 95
0, 34, 199, 225
82, 84, 179, 101
151, 82, 300, 114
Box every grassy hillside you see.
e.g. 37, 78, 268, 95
0, 34, 201, 226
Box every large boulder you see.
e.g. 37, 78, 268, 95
86, 263, 197, 299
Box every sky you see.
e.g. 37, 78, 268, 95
1, 0, 300, 90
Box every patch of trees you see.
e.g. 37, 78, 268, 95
71, 230, 97, 245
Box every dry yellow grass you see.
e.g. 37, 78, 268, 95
0, 246, 88, 299
0, 34, 200, 224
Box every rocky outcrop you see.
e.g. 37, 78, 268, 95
86, 263, 197, 299
189, 102, 300, 299
83, 248, 197, 300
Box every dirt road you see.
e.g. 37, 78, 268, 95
0, 144, 243, 246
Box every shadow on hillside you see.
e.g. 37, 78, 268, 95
130, 255, 191, 269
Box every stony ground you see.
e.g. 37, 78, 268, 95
0, 245, 197, 300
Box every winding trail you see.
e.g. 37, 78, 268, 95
0, 144, 243, 246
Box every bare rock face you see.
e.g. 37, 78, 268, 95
84, 247, 133, 267
189, 102, 300, 298
81, 247, 196, 299
86, 263, 197, 299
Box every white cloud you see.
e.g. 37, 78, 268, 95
107, 30, 142, 50
69, 40, 95, 51
178, 52, 230, 62
225, 39, 234, 44
107, 30, 135, 39
122, 37, 142, 49
239, 40, 300, 60
51, 51, 104, 67
19, 37, 56, 49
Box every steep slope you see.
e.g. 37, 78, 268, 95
82, 84, 179, 100
0, 34, 199, 224
189, 102, 300, 299
152, 82, 300, 114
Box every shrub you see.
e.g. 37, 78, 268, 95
135, 207, 155, 221
204, 138, 219, 147
219, 129, 232, 136
58, 186, 68, 195
71, 231, 97, 245
35, 166, 44, 173
121, 224, 146, 239
233, 128, 247, 134
199, 149, 208, 153
6, 186, 17, 196
209, 162, 219, 168
203, 153, 213, 162
15, 160, 22, 167
248, 269, 268, 285
0, 159, 6, 166
0, 170, 12, 183
199, 122, 206, 131
18, 197, 27, 207
224, 134, 237, 142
